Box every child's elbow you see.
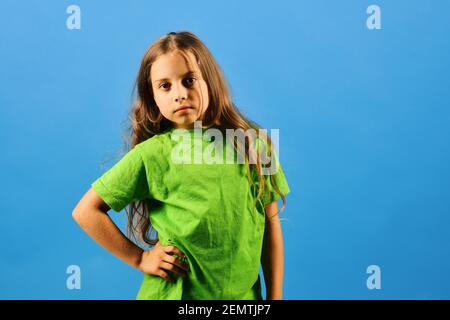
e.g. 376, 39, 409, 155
72, 201, 91, 227
72, 207, 85, 226
71, 188, 109, 226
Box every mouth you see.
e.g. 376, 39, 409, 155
175, 106, 193, 113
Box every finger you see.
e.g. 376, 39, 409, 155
160, 262, 188, 277
163, 245, 187, 258
158, 270, 175, 282
163, 254, 190, 272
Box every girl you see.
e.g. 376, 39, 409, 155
72, 31, 290, 300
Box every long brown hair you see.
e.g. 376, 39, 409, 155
124, 31, 287, 247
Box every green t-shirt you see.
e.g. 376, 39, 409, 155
91, 127, 290, 300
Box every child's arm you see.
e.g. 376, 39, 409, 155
72, 188, 189, 282
261, 200, 284, 300
72, 188, 144, 270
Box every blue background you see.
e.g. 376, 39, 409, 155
1, 0, 449, 299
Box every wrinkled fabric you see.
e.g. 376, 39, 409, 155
91, 127, 290, 300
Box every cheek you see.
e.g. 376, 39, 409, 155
153, 92, 167, 110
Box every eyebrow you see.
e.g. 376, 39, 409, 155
153, 71, 196, 84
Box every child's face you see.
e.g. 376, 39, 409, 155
150, 50, 209, 130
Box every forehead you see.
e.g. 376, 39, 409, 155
151, 50, 200, 82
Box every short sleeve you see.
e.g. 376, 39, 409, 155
91, 145, 149, 212
254, 138, 291, 206
261, 154, 290, 205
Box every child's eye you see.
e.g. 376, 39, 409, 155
159, 82, 170, 90
184, 77, 197, 86
158, 77, 196, 90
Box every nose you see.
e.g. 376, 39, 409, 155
173, 81, 188, 103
